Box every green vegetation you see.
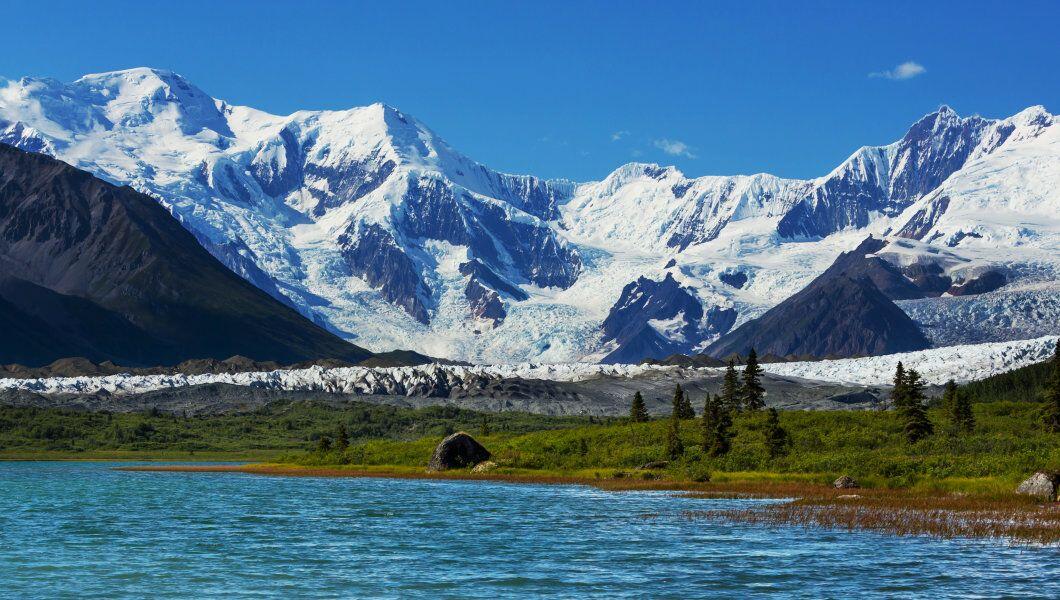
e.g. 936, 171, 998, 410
720, 360, 740, 412
944, 379, 975, 434
741, 348, 765, 411
629, 391, 649, 423
960, 351, 1054, 404
0, 401, 600, 458
1045, 343, 1060, 433
665, 391, 685, 460
289, 401, 1057, 491
3, 348, 1058, 496
700, 394, 733, 457
892, 364, 934, 443
763, 407, 790, 459
675, 384, 696, 419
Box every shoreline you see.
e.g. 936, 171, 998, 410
122, 463, 1060, 545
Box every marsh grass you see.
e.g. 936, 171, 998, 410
706, 489, 1060, 545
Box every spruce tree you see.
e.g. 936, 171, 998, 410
890, 361, 908, 409
899, 368, 933, 443
335, 424, 350, 452
741, 348, 766, 411
678, 390, 696, 419
700, 394, 732, 457
665, 393, 685, 460
629, 391, 649, 423
763, 407, 790, 459
479, 414, 491, 437
672, 384, 695, 419
316, 435, 332, 454
1045, 343, 1060, 433
944, 379, 974, 433
721, 360, 741, 412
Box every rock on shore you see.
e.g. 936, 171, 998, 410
427, 432, 491, 472
1016, 472, 1059, 501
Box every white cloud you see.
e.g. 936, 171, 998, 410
653, 138, 697, 158
869, 61, 926, 80
611, 130, 629, 141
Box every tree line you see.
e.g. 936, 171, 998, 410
629, 342, 1060, 461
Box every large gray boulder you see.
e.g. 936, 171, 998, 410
427, 432, 491, 472
1016, 471, 1060, 501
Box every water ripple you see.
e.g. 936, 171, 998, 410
0, 462, 1055, 598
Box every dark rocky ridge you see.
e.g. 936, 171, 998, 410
706, 238, 931, 359
601, 273, 736, 364
0, 143, 372, 367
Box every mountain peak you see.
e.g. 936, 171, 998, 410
68, 67, 229, 137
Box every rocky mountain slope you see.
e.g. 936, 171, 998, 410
705, 238, 932, 358
0, 144, 372, 366
1, 68, 1056, 362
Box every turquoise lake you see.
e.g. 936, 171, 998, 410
0, 462, 1056, 598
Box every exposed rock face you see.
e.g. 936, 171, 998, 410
718, 271, 748, 289
778, 108, 1004, 239
0, 144, 372, 367
1016, 472, 1059, 501
459, 259, 528, 326
706, 274, 929, 359
833, 476, 859, 489
601, 273, 736, 364
948, 271, 1006, 296
706, 238, 931, 359
427, 432, 491, 471
339, 222, 432, 324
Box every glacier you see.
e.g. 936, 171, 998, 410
0, 68, 1057, 363
3, 337, 1055, 396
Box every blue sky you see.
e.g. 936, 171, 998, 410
3, 0, 1057, 181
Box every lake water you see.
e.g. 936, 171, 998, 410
0, 462, 1056, 598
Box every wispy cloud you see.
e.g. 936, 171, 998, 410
869, 61, 926, 80
653, 138, 697, 158
611, 130, 630, 142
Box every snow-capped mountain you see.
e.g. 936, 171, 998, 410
1, 68, 1057, 362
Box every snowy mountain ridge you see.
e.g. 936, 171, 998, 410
1, 67, 1057, 363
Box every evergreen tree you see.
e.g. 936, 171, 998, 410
671, 384, 695, 419
890, 361, 908, 409
1045, 343, 1060, 433
678, 389, 696, 419
316, 435, 332, 454
899, 368, 933, 443
944, 379, 974, 433
763, 407, 790, 459
665, 391, 685, 460
700, 394, 733, 457
335, 423, 350, 452
721, 360, 741, 412
479, 414, 491, 437
629, 391, 649, 423
741, 348, 766, 410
